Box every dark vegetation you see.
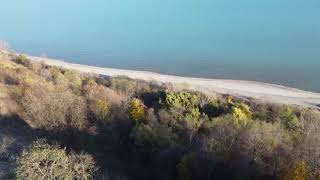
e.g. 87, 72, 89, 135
0, 52, 320, 179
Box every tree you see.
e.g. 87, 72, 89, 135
279, 106, 303, 132
231, 103, 252, 127
296, 110, 320, 178
240, 121, 293, 176
184, 107, 205, 146
199, 116, 239, 159
130, 122, 178, 153
130, 98, 145, 121
164, 90, 198, 109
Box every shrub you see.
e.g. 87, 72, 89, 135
165, 90, 198, 109
63, 69, 82, 88
177, 153, 196, 180
49, 68, 69, 88
202, 100, 226, 118
17, 140, 71, 180
84, 83, 125, 123
139, 91, 164, 110
12, 55, 32, 69
158, 108, 184, 127
83, 78, 96, 87
160, 105, 204, 145
83, 81, 123, 106
200, 115, 239, 158
16, 140, 97, 180
0, 69, 20, 85
69, 152, 98, 180
96, 100, 109, 122
193, 92, 212, 108
0, 61, 18, 70
19, 84, 88, 130
283, 161, 309, 180
4, 50, 320, 179
185, 108, 201, 122
0, 136, 15, 162
185, 108, 203, 132
141, 108, 158, 124
279, 106, 303, 131
226, 96, 235, 107
129, 98, 145, 121
240, 121, 293, 176
22, 73, 35, 85
295, 110, 320, 178
110, 76, 135, 95
130, 123, 178, 153
110, 76, 151, 96
231, 103, 252, 127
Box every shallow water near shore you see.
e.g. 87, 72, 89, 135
1, 0, 319, 92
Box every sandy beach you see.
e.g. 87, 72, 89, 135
2, 50, 320, 108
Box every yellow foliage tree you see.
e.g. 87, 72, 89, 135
283, 161, 309, 180
231, 103, 252, 127
130, 98, 145, 121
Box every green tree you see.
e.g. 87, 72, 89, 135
165, 90, 198, 109
130, 123, 178, 153
280, 106, 303, 131
184, 108, 207, 146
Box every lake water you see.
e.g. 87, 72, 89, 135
1, 0, 319, 92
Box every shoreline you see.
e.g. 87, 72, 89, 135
2, 50, 320, 108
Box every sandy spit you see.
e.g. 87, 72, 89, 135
2, 50, 320, 108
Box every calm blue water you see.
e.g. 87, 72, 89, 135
1, 0, 319, 92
